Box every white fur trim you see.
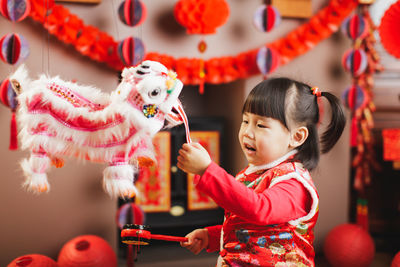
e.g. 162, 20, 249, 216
243, 150, 298, 176
20, 157, 51, 193
269, 172, 319, 225
103, 165, 138, 199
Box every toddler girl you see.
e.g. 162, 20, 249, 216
177, 77, 346, 266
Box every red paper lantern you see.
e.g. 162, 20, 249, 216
7, 254, 57, 267
253, 4, 281, 32
0, 33, 30, 65
392, 251, 400, 267
323, 223, 375, 267
342, 48, 368, 77
58, 235, 117, 267
341, 14, 369, 41
173, 0, 229, 34
379, 1, 400, 59
0, 0, 31, 22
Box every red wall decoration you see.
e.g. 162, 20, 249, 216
26, 0, 358, 86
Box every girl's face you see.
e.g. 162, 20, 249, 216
239, 112, 293, 166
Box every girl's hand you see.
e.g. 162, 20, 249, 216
177, 142, 211, 175
180, 228, 209, 255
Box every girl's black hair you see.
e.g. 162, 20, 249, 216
242, 77, 346, 170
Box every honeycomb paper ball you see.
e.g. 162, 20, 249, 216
342, 48, 368, 77
392, 251, 400, 267
7, 254, 58, 267
323, 223, 375, 267
57, 235, 117, 267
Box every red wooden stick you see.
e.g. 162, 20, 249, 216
121, 226, 188, 244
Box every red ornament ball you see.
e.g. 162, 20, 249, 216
341, 14, 368, 41
253, 4, 281, 32
117, 36, 145, 66
392, 251, 400, 267
341, 85, 368, 110
118, 0, 146, 27
342, 48, 368, 77
58, 235, 117, 267
0, 0, 31, 22
0, 33, 30, 65
174, 0, 229, 34
116, 202, 145, 229
7, 254, 57, 267
323, 223, 375, 267
256, 46, 280, 76
0, 78, 18, 110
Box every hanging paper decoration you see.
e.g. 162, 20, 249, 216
117, 36, 145, 66
0, 78, 18, 150
173, 0, 229, 94
116, 202, 145, 229
0, 0, 31, 22
253, 4, 281, 32
0, 33, 29, 65
173, 0, 229, 34
341, 84, 368, 110
341, 13, 369, 41
26, 0, 358, 85
118, 0, 147, 27
379, 1, 400, 59
256, 46, 280, 78
342, 48, 368, 76
341, 4, 384, 231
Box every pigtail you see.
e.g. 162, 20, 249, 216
320, 92, 346, 154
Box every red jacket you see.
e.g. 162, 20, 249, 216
196, 153, 319, 266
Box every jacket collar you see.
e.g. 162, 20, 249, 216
244, 149, 298, 175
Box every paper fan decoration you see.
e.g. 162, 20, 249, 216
379, 1, 400, 58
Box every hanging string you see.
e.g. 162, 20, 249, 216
110, 0, 120, 44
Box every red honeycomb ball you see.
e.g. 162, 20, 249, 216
58, 235, 117, 267
324, 223, 375, 267
7, 254, 57, 267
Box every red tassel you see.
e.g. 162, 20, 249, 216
199, 80, 204, 94
9, 111, 18, 150
350, 116, 358, 147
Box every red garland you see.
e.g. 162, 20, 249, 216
28, 0, 358, 85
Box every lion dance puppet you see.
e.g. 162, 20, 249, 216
9, 60, 190, 198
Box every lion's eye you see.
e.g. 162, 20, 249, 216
148, 88, 161, 98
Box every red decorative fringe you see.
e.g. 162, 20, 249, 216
9, 111, 18, 150
27, 0, 359, 85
